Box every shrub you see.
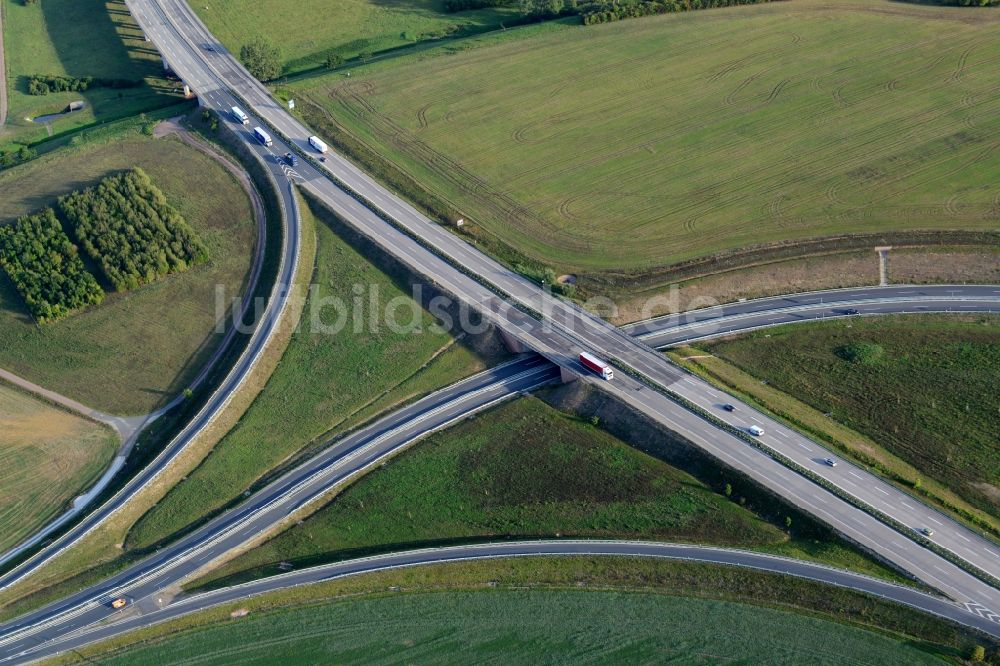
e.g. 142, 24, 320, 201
834, 342, 885, 366
25, 74, 141, 95
240, 38, 282, 81
58, 168, 209, 291
0, 209, 104, 323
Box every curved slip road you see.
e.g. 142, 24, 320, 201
0, 135, 302, 592
8, 540, 1000, 663
120, 0, 1000, 617
626, 284, 1000, 347
0, 356, 559, 662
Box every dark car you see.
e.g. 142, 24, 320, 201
722, 404, 735, 412
285, 152, 298, 166
842, 308, 860, 315
203, 43, 215, 52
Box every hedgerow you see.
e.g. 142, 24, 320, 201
26, 74, 142, 96
0, 209, 105, 323
578, 0, 775, 25
58, 168, 209, 291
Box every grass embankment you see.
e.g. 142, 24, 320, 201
74, 590, 955, 665
0, 127, 256, 415
61, 558, 998, 665
0, 383, 118, 553
684, 316, 1000, 524
196, 396, 894, 590
194, 0, 520, 76
1, 0, 178, 149
290, 0, 1000, 284
124, 195, 503, 549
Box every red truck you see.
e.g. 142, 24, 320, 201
579, 352, 614, 380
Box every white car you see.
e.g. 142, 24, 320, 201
920, 527, 934, 537
748, 426, 764, 437
825, 458, 837, 467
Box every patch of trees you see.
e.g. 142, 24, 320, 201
0, 145, 37, 171
26, 74, 142, 96
578, 0, 775, 24
444, 0, 509, 11
240, 38, 282, 81
0, 209, 104, 323
58, 168, 209, 291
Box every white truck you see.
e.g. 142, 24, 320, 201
579, 352, 613, 381
253, 127, 272, 147
308, 135, 328, 153
231, 106, 249, 125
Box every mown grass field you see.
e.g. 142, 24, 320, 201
1, 0, 178, 149
89, 590, 950, 665
0, 382, 118, 553
194, 0, 519, 76
700, 315, 1000, 518
199, 396, 891, 588
292, 0, 1000, 277
0, 128, 256, 415
124, 196, 498, 548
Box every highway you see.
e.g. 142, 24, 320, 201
123, 0, 1000, 609
10, 540, 1000, 663
625, 285, 1000, 347
0, 357, 559, 662
0, 0, 996, 655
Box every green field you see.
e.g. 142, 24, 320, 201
700, 316, 1000, 518
88, 590, 949, 665
0, 383, 118, 553
194, 0, 519, 76
198, 395, 890, 588
0, 128, 256, 415
124, 196, 499, 548
1, 0, 177, 149
290, 0, 1000, 279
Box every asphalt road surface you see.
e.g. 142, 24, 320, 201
9, 541, 1000, 663
625, 284, 1000, 346
0, 357, 559, 662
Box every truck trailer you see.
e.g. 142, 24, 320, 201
579, 352, 613, 380
253, 127, 272, 147
308, 135, 328, 153
231, 106, 249, 125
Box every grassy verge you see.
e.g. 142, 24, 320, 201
193, 395, 899, 591
123, 192, 500, 550
0, 382, 118, 553
687, 315, 1000, 526
1, 0, 179, 150
286, 0, 1000, 284
0, 122, 256, 415
51, 558, 997, 665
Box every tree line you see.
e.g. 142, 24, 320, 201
27, 74, 142, 96
58, 168, 209, 292
0, 209, 104, 323
443, 0, 777, 24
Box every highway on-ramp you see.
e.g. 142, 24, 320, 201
626, 284, 1000, 347
0, 357, 559, 663
9, 540, 1000, 663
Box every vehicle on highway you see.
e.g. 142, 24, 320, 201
579, 352, 613, 380
253, 127, 272, 147
285, 152, 298, 166
109, 596, 131, 610
748, 425, 764, 437
203, 43, 215, 52
308, 135, 328, 153
722, 403, 735, 412
825, 458, 837, 467
921, 527, 935, 537
842, 308, 861, 315
231, 106, 249, 125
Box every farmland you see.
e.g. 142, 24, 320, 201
291, 0, 1000, 282
86, 590, 950, 665
1, 0, 177, 149
0, 382, 118, 554
699, 316, 1000, 518
0, 128, 256, 415
193, 0, 519, 76
198, 396, 892, 589
124, 195, 501, 549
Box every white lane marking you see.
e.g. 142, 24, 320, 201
927, 516, 943, 525
849, 471, 863, 480
956, 533, 971, 543
875, 487, 889, 496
